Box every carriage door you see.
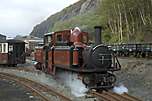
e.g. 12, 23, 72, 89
14, 43, 25, 64
8, 43, 15, 64
8, 43, 21, 65
0, 43, 8, 64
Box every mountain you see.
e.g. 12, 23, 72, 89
30, 0, 152, 43
30, 0, 100, 38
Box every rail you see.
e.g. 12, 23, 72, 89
90, 91, 142, 101
0, 72, 72, 101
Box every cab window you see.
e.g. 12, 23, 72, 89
57, 35, 62, 42
82, 35, 88, 44
47, 36, 52, 43
44, 35, 52, 45
55, 31, 71, 46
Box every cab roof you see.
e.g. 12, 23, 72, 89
44, 32, 54, 36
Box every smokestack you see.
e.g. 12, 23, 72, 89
94, 26, 102, 45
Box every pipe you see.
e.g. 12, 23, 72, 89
94, 26, 102, 45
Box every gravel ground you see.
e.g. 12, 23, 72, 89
0, 79, 41, 101
116, 57, 152, 101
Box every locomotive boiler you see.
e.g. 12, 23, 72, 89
35, 26, 121, 89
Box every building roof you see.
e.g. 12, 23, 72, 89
0, 34, 6, 37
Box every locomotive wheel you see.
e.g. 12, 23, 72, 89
82, 76, 90, 86
82, 74, 95, 87
42, 64, 48, 73
35, 62, 42, 70
107, 73, 116, 83
142, 53, 146, 58
103, 73, 116, 84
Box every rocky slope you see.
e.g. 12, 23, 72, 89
116, 58, 152, 101
30, 0, 100, 38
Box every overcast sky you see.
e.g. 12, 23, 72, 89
0, 0, 79, 38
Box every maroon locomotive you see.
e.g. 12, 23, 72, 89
34, 26, 121, 89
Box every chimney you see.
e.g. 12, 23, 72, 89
94, 26, 102, 45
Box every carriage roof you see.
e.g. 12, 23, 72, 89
0, 39, 25, 44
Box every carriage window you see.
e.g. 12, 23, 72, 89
0, 44, 2, 52
9, 45, 13, 52
1, 43, 8, 53
3, 44, 6, 52
57, 35, 62, 42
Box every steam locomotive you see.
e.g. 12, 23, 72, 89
34, 26, 121, 89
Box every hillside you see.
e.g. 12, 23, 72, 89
30, 0, 152, 43
30, 0, 100, 38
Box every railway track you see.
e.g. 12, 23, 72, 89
90, 91, 142, 101
0, 72, 72, 101
0, 68, 143, 101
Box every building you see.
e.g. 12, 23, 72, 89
15, 35, 43, 51
0, 34, 6, 41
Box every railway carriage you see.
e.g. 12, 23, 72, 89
110, 43, 152, 58
0, 39, 26, 66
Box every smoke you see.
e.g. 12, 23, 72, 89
113, 84, 128, 94
57, 72, 88, 97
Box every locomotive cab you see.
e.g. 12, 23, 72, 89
44, 32, 55, 46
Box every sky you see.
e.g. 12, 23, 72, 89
0, 0, 80, 38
